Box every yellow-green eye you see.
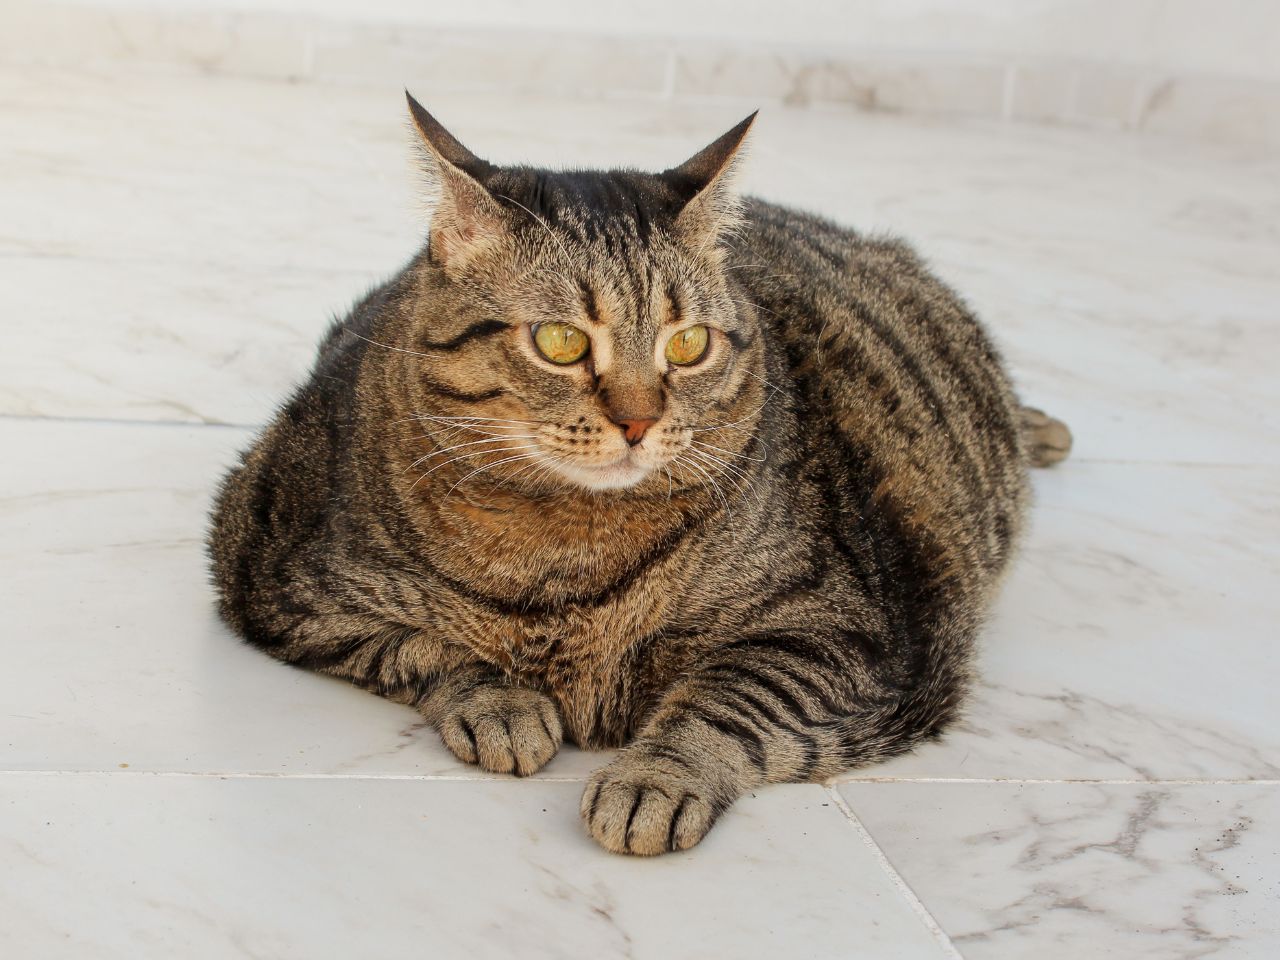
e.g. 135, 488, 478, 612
533, 322, 590, 364
665, 325, 710, 366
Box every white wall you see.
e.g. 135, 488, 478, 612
80, 0, 1280, 82
20, 0, 1280, 145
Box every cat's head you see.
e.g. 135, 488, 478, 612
394, 94, 767, 496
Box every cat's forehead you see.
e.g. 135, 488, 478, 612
490, 168, 688, 248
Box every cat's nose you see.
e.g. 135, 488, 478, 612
613, 417, 658, 447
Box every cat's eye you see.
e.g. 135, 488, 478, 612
532, 322, 590, 365
665, 325, 710, 366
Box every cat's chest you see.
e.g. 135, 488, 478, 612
455, 590, 690, 747
463, 589, 668, 678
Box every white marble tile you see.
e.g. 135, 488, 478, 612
0, 254, 381, 425
839, 782, 1280, 958
838, 461, 1280, 782
0, 418, 606, 779
0, 774, 951, 959
0, 67, 422, 273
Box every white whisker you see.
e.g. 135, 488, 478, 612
674, 454, 732, 518
686, 446, 767, 510
725, 294, 783, 322
344, 329, 433, 360
403, 435, 536, 473
443, 452, 543, 501
404, 414, 541, 427
496, 193, 575, 265
408, 445, 540, 493
691, 438, 767, 463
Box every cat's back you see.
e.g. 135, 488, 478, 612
735, 197, 1029, 591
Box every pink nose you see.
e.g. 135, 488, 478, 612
614, 417, 658, 446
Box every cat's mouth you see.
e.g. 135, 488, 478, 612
550, 449, 654, 492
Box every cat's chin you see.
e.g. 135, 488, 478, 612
551, 456, 654, 492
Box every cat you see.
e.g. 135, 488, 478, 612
208, 93, 1071, 856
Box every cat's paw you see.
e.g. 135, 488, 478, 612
580, 747, 731, 855
434, 685, 562, 777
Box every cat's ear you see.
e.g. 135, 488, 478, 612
663, 112, 757, 256
406, 92, 510, 275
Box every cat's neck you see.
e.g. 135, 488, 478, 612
409, 479, 711, 607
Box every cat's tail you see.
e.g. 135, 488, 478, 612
1018, 405, 1073, 468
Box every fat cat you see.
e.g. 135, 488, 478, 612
209, 94, 1071, 855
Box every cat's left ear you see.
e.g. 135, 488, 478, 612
662, 112, 757, 256
405, 92, 512, 275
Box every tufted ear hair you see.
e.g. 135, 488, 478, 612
406, 92, 512, 275
661, 111, 757, 256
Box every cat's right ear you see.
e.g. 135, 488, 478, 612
406, 93, 510, 275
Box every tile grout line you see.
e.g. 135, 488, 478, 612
830, 777, 1280, 786
1, 770, 1277, 785
825, 784, 966, 960
0, 413, 257, 431
0, 770, 590, 782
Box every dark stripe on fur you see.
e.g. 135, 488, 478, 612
418, 319, 510, 352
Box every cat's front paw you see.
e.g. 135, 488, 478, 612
581, 745, 733, 855
434, 684, 562, 777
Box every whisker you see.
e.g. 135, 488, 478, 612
408, 445, 540, 493
740, 365, 786, 395
725, 294, 784, 321
687, 446, 754, 485
403, 435, 536, 473
344, 329, 434, 360
522, 456, 567, 495
496, 193, 575, 266
814, 312, 833, 365
405, 420, 535, 441
693, 367, 784, 435
692, 393, 778, 434
406, 414, 542, 425
685, 446, 764, 507
686, 444, 754, 488
495, 452, 560, 493
691, 438, 768, 463
443, 452, 543, 502
673, 454, 732, 518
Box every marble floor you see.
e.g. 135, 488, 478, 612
2, 49, 1278, 960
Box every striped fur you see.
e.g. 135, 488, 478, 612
208, 102, 1070, 855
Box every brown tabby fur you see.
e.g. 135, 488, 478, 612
208, 95, 1072, 855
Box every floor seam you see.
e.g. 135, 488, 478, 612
829, 777, 1280, 786
0, 413, 256, 430
0, 770, 591, 782
825, 784, 965, 960
2, 770, 1276, 785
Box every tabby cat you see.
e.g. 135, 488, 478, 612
209, 94, 1071, 856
